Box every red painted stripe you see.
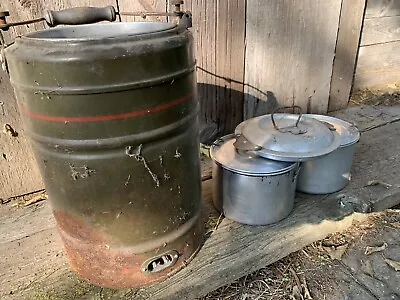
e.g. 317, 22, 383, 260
19, 91, 194, 123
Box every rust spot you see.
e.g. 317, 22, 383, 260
53, 210, 112, 243
56, 215, 204, 288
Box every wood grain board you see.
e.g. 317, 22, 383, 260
365, 0, 400, 18
183, 0, 246, 138
354, 0, 400, 91
354, 41, 400, 90
0, 71, 44, 200
361, 16, 400, 46
1, 105, 399, 300
328, 0, 367, 112
244, 0, 342, 118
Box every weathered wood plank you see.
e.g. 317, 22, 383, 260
0, 1, 49, 199
333, 104, 400, 132
214, 0, 246, 135
1, 105, 399, 300
361, 15, 400, 46
365, 0, 400, 18
184, 0, 246, 141
354, 41, 400, 90
244, 0, 342, 118
120, 0, 168, 22
0, 72, 44, 199
328, 0, 366, 111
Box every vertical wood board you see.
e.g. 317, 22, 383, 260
244, 0, 342, 119
183, 0, 246, 140
328, 0, 366, 111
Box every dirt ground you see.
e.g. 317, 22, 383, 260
201, 90, 400, 300
200, 208, 400, 300
349, 89, 400, 107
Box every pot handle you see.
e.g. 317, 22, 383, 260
233, 134, 262, 152
271, 105, 303, 133
44, 6, 117, 27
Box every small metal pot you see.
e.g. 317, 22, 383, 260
296, 115, 360, 194
210, 135, 300, 225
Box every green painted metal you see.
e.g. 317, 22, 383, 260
6, 22, 203, 288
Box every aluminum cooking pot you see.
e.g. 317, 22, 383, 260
234, 107, 341, 162
210, 134, 300, 225
296, 115, 360, 194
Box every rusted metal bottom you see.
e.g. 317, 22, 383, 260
54, 210, 203, 289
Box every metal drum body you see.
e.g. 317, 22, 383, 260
6, 22, 203, 288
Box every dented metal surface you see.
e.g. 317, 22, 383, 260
6, 22, 203, 288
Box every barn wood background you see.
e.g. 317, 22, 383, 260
354, 0, 400, 90
0, 0, 398, 199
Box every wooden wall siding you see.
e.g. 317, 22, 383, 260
365, 0, 400, 18
328, 0, 367, 111
361, 16, 400, 46
244, 0, 342, 119
0, 71, 43, 198
183, 0, 246, 139
0, 0, 168, 199
354, 0, 400, 90
355, 41, 400, 89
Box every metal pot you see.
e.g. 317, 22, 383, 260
234, 107, 341, 162
296, 115, 360, 194
210, 134, 300, 225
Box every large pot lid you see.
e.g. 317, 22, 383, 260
210, 135, 298, 176
305, 114, 360, 147
237, 112, 341, 162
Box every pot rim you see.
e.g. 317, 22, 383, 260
305, 114, 360, 148
212, 160, 299, 177
235, 114, 342, 162
210, 134, 299, 176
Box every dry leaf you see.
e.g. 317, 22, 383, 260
323, 244, 349, 260
366, 180, 392, 189
365, 242, 388, 255
383, 257, 400, 271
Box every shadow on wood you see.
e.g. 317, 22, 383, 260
197, 81, 278, 144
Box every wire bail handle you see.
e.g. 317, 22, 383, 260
271, 105, 307, 135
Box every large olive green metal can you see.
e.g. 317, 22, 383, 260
6, 22, 203, 288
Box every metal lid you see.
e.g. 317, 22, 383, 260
23, 22, 177, 41
210, 134, 298, 176
305, 114, 360, 147
238, 113, 341, 162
